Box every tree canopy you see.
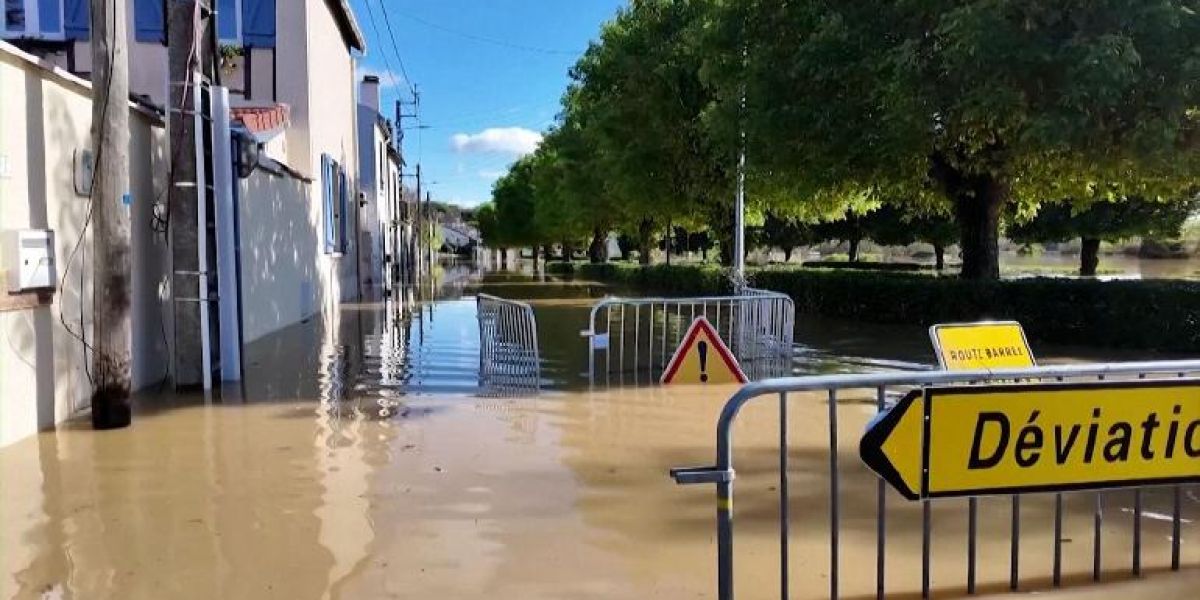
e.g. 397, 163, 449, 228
1009, 196, 1198, 274
477, 0, 1200, 279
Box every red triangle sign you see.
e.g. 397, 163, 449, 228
661, 317, 747, 385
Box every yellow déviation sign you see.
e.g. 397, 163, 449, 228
661, 317, 747, 385
860, 380, 1200, 500
930, 321, 1035, 370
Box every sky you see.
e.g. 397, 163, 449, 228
348, 0, 627, 208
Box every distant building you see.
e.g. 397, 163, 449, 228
357, 75, 409, 300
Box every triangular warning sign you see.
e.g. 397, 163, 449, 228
661, 317, 748, 385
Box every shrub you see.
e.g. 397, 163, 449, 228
571, 263, 1200, 353
801, 261, 932, 272
576, 263, 734, 296
545, 261, 578, 276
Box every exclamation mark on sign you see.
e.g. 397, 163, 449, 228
698, 341, 709, 382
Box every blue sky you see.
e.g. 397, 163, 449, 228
349, 0, 626, 208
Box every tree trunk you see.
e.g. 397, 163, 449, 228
531, 245, 540, 271
588, 228, 607, 263
664, 223, 672, 266
500, 247, 509, 268
934, 244, 946, 271
1080, 238, 1101, 276
932, 151, 1006, 280
847, 238, 861, 263
561, 240, 574, 262
954, 186, 1003, 279
783, 247, 793, 263
637, 219, 654, 265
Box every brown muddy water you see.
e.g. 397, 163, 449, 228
2, 262, 1197, 599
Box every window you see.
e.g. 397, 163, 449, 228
3, 0, 63, 39
217, 0, 239, 41
322, 154, 348, 255
378, 141, 385, 193
44, 0, 275, 46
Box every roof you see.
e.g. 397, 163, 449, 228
327, 0, 367, 53
231, 103, 290, 141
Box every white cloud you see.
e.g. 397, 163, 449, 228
356, 65, 404, 89
445, 197, 488, 208
478, 169, 506, 181
450, 127, 542, 156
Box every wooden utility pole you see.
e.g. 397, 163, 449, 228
425, 190, 434, 267
168, 0, 216, 388
89, 0, 132, 429
415, 163, 423, 277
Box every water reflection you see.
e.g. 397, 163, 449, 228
4, 261, 1198, 599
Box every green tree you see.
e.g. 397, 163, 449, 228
1009, 197, 1197, 276
474, 203, 506, 265
862, 205, 958, 270
490, 159, 544, 268
729, 0, 1200, 279
568, 0, 733, 263
815, 211, 868, 263
759, 212, 815, 263
528, 126, 598, 262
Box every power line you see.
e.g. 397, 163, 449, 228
394, 10, 585, 56
375, 0, 415, 94
361, 0, 409, 95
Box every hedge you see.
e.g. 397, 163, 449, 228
548, 262, 734, 296
552, 262, 1200, 353
802, 260, 932, 272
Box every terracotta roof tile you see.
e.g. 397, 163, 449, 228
231, 103, 290, 135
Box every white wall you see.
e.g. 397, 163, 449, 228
356, 109, 386, 297
237, 164, 321, 343
0, 41, 168, 448
304, 0, 360, 306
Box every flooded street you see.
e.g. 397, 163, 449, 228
2, 262, 1197, 599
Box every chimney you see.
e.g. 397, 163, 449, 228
361, 75, 381, 114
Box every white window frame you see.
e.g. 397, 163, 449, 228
3, 0, 65, 40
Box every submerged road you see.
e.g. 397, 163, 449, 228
2, 264, 1196, 599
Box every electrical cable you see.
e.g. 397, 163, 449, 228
361, 0, 410, 96
152, 1, 206, 387
57, 0, 121, 386
374, 0, 415, 94
393, 10, 584, 56
152, 1, 203, 240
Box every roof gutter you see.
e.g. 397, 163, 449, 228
328, 0, 367, 52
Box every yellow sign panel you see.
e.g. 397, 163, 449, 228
930, 321, 1035, 370
860, 380, 1200, 500
661, 317, 747, 385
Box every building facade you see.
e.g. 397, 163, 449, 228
0, 0, 381, 445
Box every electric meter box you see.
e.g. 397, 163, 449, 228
2, 229, 56, 292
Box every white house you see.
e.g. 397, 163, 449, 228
0, 0, 378, 445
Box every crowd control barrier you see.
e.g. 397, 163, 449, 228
671, 360, 1200, 599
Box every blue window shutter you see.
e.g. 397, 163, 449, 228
321, 154, 336, 253
217, 0, 237, 40
63, 0, 88, 39
133, 0, 164, 43
337, 170, 349, 252
241, 0, 274, 48
38, 0, 61, 34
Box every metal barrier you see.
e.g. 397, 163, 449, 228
476, 294, 541, 392
581, 288, 795, 384
670, 359, 1200, 600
